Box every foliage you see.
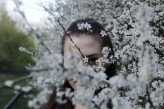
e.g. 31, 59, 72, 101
0, 74, 38, 109
0, 10, 35, 73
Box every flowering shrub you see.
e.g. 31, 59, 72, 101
12, 0, 164, 109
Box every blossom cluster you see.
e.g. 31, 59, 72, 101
12, 0, 164, 109
77, 22, 92, 31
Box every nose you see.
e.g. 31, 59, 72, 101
78, 59, 84, 70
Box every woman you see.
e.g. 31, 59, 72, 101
44, 18, 116, 109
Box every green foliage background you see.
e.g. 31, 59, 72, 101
0, 11, 35, 73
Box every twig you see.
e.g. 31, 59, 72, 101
3, 91, 23, 109
145, 40, 164, 57
131, 0, 140, 5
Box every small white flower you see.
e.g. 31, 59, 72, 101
22, 86, 32, 93
102, 46, 111, 55
28, 99, 37, 108
100, 30, 107, 37
19, 47, 33, 55
77, 23, 84, 30
14, 85, 21, 90
84, 22, 91, 30
4, 80, 14, 87
83, 56, 88, 63
19, 47, 26, 52
77, 23, 91, 31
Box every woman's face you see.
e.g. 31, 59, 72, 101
63, 34, 103, 91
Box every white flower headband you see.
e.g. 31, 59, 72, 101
77, 22, 107, 37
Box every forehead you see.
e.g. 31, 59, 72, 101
64, 34, 103, 57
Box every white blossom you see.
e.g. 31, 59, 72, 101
4, 80, 14, 87
100, 30, 107, 37
77, 22, 91, 31
83, 56, 88, 63
15, 0, 164, 109
22, 86, 32, 93
77, 23, 84, 30
14, 85, 21, 90
19, 47, 33, 55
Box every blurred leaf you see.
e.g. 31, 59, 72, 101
0, 9, 35, 73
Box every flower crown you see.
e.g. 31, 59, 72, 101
77, 22, 107, 37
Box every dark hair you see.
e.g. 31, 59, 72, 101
44, 18, 116, 109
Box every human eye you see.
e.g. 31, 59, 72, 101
88, 57, 98, 65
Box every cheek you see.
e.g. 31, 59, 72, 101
63, 41, 73, 68
68, 80, 77, 90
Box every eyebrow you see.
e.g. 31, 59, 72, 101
85, 54, 100, 57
